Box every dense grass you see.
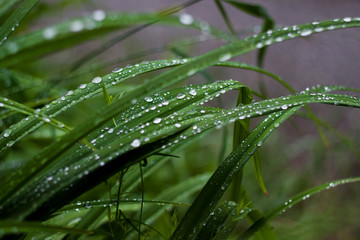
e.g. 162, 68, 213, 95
1, 1, 360, 239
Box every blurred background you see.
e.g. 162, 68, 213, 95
4, 0, 360, 239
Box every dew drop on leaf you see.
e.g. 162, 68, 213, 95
131, 139, 141, 148
93, 10, 106, 21
70, 20, 84, 32
177, 93, 186, 99
92, 77, 102, 84
281, 104, 288, 110
144, 97, 153, 102
3, 129, 12, 138
300, 30, 312, 36
179, 13, 194, 25
153, 118, 162, 124
189, 89, 197, 96
43, 28, 57, 39
219, 53, 231, 62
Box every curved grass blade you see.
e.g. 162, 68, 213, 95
0, 58, 190, 153
0, 80, 244, 220
0, 0, 39, 45
239, 177, 360, 240
125, 173, 211, 239
222, 0, 275, 66
170, 107, 302, 240
28, 18, 360, 177
2, 13, 358, 152
0, 0, 21, 18
214, 0, 237, 35
57, 199, 189, 214
0, 12, 228, 68
0, 221, 93, 236
0, 97, 71, 133
3, 85, 360, 221
69, 0, 204, 72
1, 86, 360, 222
231, 86, 253, 202
2, 18, 360, 220
195, 201, 239, 239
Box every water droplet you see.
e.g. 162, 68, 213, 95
300, 30, 312, 36
219, 53, 231, 62
189, 89, 197, 96
256, 42, 263, 48
187, 69, 197, 77
43, 117, 51, 123
131, 139, 141, 148
153, 118, 162, 124
175, 123, 182, 128
70, 20, 84, 32
43, 27, 57, 39
179, 13, 194, 25
177, 93, 186, 99
92, 77, 102, 84
257, 141, 263, 147
281, 104, 288, 110
162, 100, 169, 105
3, 129, 12, 138
0, 103, 4, 107
343, 17, 352, 22
79, 84, 87, 89
314, 27, 324, 32
93, 10, 106, 21
144, 97, 153, 102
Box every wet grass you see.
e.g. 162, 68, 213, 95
0, 1, 360, 239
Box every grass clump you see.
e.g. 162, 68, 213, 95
1, 1, 360, 239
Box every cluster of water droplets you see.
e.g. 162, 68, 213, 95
247, 17, 360, 50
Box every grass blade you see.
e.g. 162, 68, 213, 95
170, 107, 302, 240
0, 221, 93, 236
239, 177, 360, 240
0, 0, 39, 45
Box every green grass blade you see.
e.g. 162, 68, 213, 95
222, 0, 275, 66
195, 201, 239, 239
0, 221, 93, 236
0, 12, 228, 68
0, 0, 39, 45
214, 0, 237, 35
16, 15, 356, 188
0, 80, 243, 220
69, 0, 204, 72
231, 86, 252, 202
170, 107, 302, 240
239, 177, 360, 240
0, 59, 189, 153
0, 0, 21, 18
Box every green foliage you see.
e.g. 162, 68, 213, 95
1, 1, 360, 239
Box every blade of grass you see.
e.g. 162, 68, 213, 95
239, 177, 360, 240
214, 0, 237, 35
0, 12, 228, 68
0, 221, 93, 235
170, 107, 302, 240
0, 0, 39, 45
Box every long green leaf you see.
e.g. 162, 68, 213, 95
0, 0, 39, 45
170, 107, 302, 240
239, 177, 360, 240
0, 221, 93, 235
0, 12, 228, 67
